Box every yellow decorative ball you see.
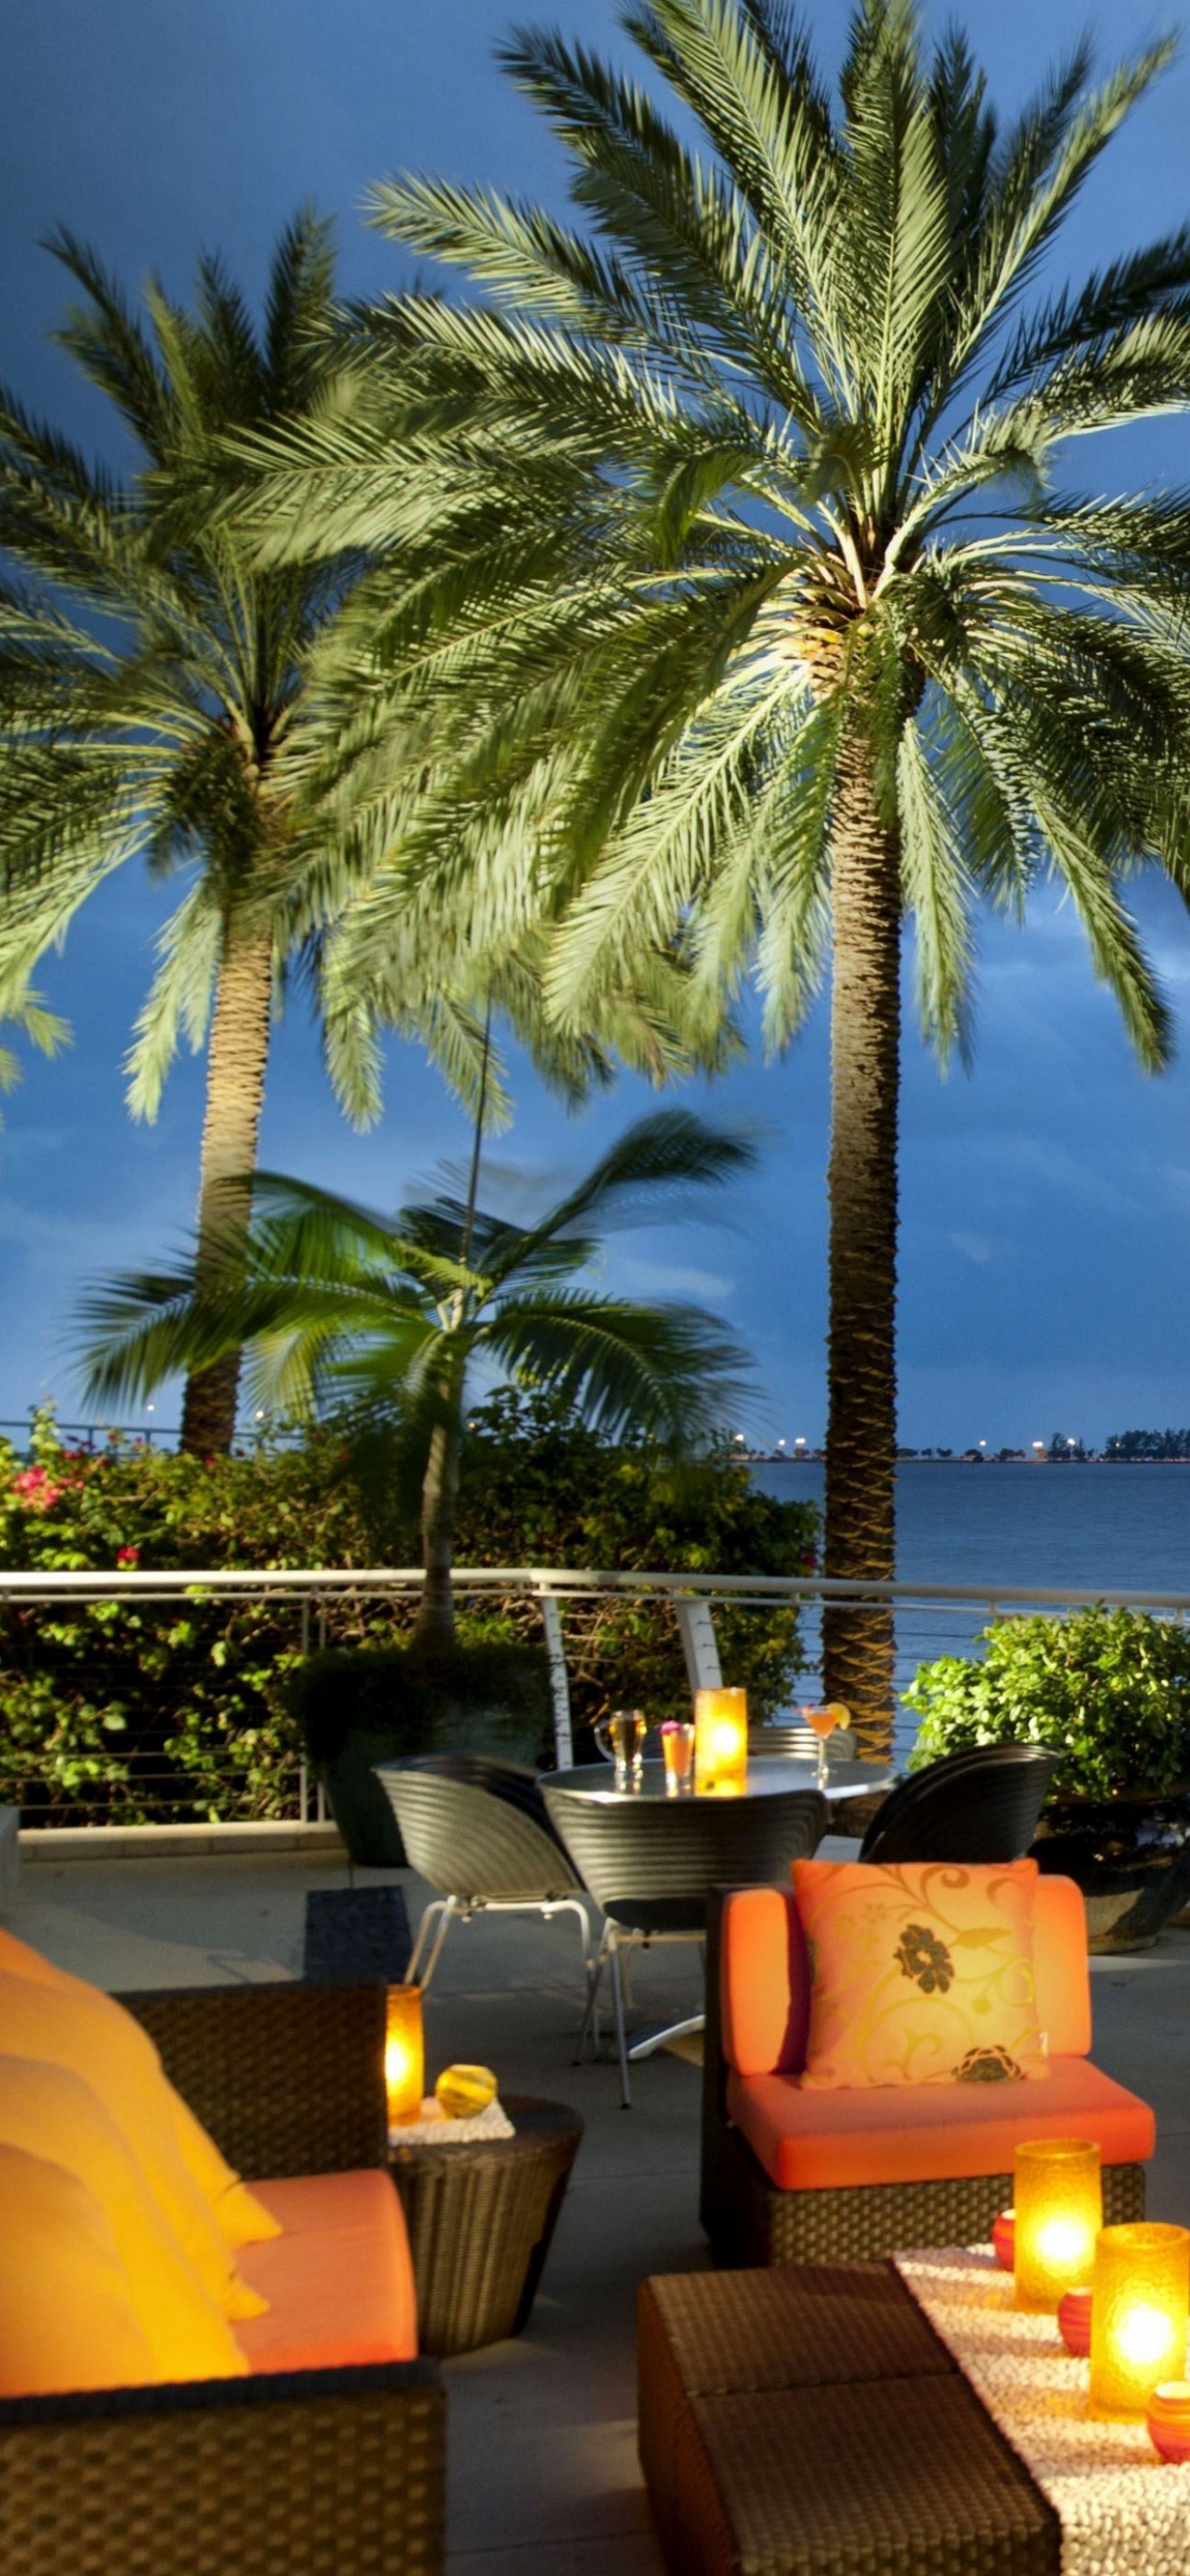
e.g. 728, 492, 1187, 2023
434, 2064, 498, 2120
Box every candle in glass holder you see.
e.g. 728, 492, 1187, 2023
385, 1984, 424, 2129
1014, 2138, 1102, 2312
1147, 2381, 1190, 2462
1090, 2224, 1190, 2418
694, 1688, 748, 1795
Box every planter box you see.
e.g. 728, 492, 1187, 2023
1032, 1790, 1190, 1952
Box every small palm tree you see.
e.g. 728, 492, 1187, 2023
238, 0, 1190, 1743
77, 1107, 756, 1650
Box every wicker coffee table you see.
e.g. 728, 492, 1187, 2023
638, 2262, 1061, 2575
390, 2093, 583, 2358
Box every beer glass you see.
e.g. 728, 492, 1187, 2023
593, 1708, 647, 1791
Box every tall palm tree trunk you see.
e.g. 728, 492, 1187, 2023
821, 728, 901, 1759
417, 1419, 461, 1652
178, 918, 273, 1457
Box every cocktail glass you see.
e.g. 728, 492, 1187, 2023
802, 1702, 848, 1792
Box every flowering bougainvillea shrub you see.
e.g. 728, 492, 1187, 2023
0, 1395, 817, 1826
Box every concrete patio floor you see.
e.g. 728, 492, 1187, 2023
8, 1839, 1190, 2576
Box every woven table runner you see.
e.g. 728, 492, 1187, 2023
896, 2246, 1190, 2576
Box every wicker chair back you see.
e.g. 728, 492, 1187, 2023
542, 1779, 829, 1934
858, 1742, 1061, 1866
378, 1760, 584, 1903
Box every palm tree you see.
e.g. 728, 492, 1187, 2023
0, 215, 377, 1453
0, 967, 67, 1136
234, 0, 1190, 1746
76, 1107, 756, 1650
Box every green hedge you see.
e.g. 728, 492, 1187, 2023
904, 1605, 1190, 1800
0, 1394, 817, 1825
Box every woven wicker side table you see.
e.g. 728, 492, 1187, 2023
390, 2094, 583, 2358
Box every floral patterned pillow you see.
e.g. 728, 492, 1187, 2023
790, 1858, 1049, 2090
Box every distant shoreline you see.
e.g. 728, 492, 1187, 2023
749, 1455, 1190, 1468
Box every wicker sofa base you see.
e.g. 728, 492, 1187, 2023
639, 2265, 1060, 2576
0, 1983, 446, 2576
700, 2112, 1146, 2267
0, 2360, 445, 2576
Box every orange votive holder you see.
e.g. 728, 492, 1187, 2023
1147, 2381, 1190, 2461
1090, 2224, 1190, 2419
694, 1688, 748, 1796
1014, 2138, 1102, 2312
1058, 2288, 1094, 2358
385, 1984, 424, 2128
992, 2210, 1015, 2272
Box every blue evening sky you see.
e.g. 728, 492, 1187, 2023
3, 0, 1190, 1453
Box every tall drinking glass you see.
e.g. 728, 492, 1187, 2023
593, 1709, 647, 1791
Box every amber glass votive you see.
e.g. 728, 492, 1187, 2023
1147, 2381, 1190, 2461
1090, 2224, 1190, 2418
1014, 2139, 1102, 2312
694, 1688, 748, 1795
385, 1984, 424, 2128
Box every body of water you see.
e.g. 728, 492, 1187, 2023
750, 1460, 1190, 1597
748, 1462, 1190, 1750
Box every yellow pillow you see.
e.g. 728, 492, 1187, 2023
0, 2144, 161, 2396
0, 2055, 248, 2382
0, 1968, 265, 2319
791, 1857, 1049, 2090
0, 1928, 279, 2248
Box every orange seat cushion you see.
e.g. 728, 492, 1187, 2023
0, 2056, 247, 2383
0, 1927, 280, 2252
725, 2055, 1156, 2191
233, 2171, 418, 2373
0, 2145, 162, 2397
1032, 1874, 1091, 2057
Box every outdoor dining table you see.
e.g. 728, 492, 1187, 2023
538, 1754, 892, 1808
538, 1755, 896, 2099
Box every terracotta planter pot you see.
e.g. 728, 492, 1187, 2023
1031, 1790, 1190, 1952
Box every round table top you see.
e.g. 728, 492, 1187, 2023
538, 1756, 891, 1806
388, 2093, 584, 2167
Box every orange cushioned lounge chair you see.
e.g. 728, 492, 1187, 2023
700, 1875, 1154, 2268
0, 1976, 444, 2576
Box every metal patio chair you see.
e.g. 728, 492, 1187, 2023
378, 1753, 597, 1992
858, 1741, 1062, 1865
542, 1772, 829, 2106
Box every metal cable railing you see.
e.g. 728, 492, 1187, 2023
3, 1562, 1187, 1828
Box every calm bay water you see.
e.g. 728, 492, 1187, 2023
748, 1462, 1190, 1748
750, 1461, 1190, 1596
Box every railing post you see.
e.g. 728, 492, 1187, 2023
297, 1598, 311, 1823
539, 1593, 573, 1769
675, 1595, 723, 1698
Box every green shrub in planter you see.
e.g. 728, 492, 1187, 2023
904, 1606, 1190, 1799
286, 1640, 553, 1865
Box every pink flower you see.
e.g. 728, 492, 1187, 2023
11, 1466, 65, 1512
116, 1544, 140, 1569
